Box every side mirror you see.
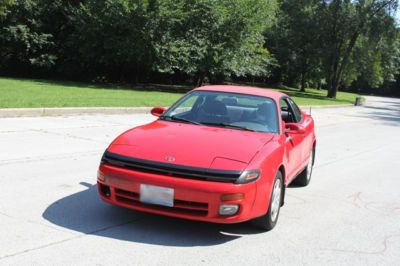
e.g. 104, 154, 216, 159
284, 122, 305, 134
151, 106, 167, 117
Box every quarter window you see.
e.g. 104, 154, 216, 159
280, 97, 302, 123
287, 98, 302, 122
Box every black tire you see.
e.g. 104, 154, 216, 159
294, 148, 315, 187
251, 171, 283, 231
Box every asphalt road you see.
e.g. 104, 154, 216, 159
0, 96, 399, 265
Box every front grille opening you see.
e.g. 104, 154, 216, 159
115, 188, 139, 199
114, 187, 208, 216
100, 184, 111, 198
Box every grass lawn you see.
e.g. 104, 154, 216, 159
0, 77, 359, 108
268, 84, 359, 106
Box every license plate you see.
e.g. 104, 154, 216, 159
140, 184, 174, 207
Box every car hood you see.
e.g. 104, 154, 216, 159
108, 120, 274, 171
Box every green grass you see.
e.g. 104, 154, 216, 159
0, 77, 359, 108
274, 85, 358, 106
241, 82, 359, 106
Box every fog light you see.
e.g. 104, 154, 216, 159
100, 184, 111, 197
219, 204, 239, 216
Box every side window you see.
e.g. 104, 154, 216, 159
287, 98, 302, 122
168, 94, 199, 116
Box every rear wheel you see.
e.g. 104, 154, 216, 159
295, 148, 314, 186
252, 171, 283, 231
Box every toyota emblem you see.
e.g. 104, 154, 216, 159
165, 155, 175, 162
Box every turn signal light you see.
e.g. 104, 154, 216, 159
97, 170, 106, 182
221, 193, 244, 201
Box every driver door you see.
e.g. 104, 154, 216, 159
280, 97, 307, 182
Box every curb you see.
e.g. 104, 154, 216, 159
0, 107, 152, 118
299, 104, 354, 109
0, 104, 356, 118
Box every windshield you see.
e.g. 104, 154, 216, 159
161, 90, 279, 133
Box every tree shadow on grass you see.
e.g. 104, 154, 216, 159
14, 77, 191, 94
42, 182, 266, 247
237, 82, 355, 104
8, 77, 355, 104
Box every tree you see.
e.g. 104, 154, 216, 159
0, 0, 14, 18
68, 0, 151, 81
151, 0, 278, 85
353, 16, 400, 89
320, 0, 398, 98
266, 0, 323, 92
0, 0, 55, 74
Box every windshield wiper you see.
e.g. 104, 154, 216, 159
201, 122, 255, 132
160, 115, 201, 125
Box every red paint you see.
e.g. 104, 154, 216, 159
98, 85, 316, 224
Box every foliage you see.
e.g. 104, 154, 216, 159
0, 0, 55, 71
0, 0, 15, 18
151, 0, 278, 84
0, 0, 399, 97
69, 0, 151, 81
319, 0, 399, 98
266, 0, 324, 92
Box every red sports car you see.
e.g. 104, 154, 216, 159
97, 85, 316, 230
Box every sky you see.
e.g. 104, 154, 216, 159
395, 7, 400, 25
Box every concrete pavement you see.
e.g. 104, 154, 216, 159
0, 96, 399, 265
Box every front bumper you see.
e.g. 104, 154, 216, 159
98, 163, 258, 223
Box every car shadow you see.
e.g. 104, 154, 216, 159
42, 182, 265, 247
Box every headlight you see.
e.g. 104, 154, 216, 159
235, 170, 260, 184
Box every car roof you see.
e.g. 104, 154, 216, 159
193, 85, 288, 102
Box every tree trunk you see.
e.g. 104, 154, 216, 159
327, 71, 341, 98
327, 83, 338, 98
326, 70, 335, 98
196, 72, 205, 87
210, 73, 224, 85
300, 71, 306, 92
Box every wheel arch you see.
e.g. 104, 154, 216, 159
312, 140, 316, 165
278, 165, 286, 207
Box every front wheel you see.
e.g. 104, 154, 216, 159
251, 171, 283, 231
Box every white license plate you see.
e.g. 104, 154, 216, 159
140, 184, 174, 207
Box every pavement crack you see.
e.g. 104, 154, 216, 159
320, 234, 400, 255
0, 150, 103, 166
0, 211, 13, 218
30, 129, 107, 144
0, 216, 145, 261
0, 210, 77, 236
